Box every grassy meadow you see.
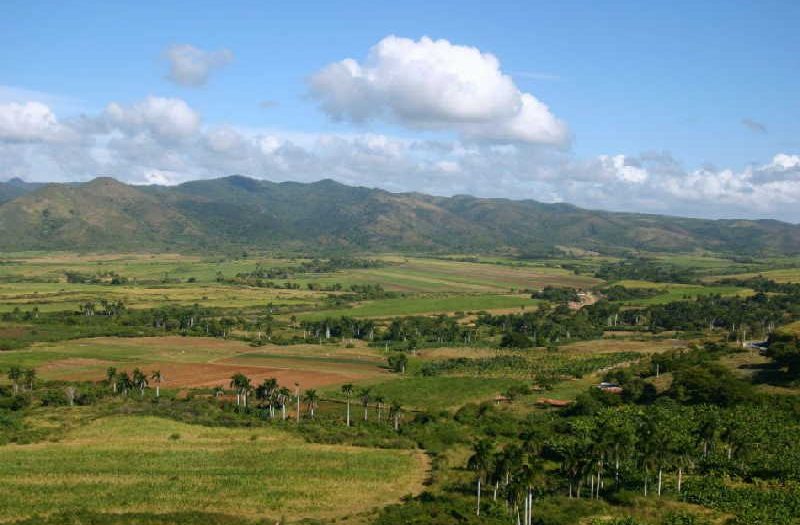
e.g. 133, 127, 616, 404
331, 376, 526, 412
610, 279, 754, 305
0, 415, 426, 523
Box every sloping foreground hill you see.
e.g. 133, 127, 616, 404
0, 175, 799, 255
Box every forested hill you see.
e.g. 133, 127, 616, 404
1, 175, 799, 255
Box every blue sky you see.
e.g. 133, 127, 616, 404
1, 0, 799, 220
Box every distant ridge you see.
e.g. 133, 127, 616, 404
0, 175, 798, 255
0, 178, 44, 204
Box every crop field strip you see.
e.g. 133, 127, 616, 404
297, 293, 538, 320
0, 282, 322, 313
707, 267, 800, 284
610, 279, 754, 305
368, 257, 603, 291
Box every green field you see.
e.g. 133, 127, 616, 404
348, 376, 526, 411
0, 415, 426, 522
612, 280, 753, 305
299, 294, 538, 320
0, 253, 293, 283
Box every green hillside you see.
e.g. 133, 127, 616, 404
1, 175, 799, 255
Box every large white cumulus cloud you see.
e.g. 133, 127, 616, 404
309, 36, 568, 145
104, 97, 201, 139
0, 101, 76, 143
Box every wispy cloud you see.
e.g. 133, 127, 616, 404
741, 117, 767, 134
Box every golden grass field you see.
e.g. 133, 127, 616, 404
0, 415, 428, 523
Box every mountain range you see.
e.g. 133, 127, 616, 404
1, 175, 798, 256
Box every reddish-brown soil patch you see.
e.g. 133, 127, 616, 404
55, 361, 384, 389
0, 327, 28, 338
39, 358, 116, 373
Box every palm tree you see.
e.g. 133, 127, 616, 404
303, 389, 319, 418
278, 386, 291, 420
229, 373, 251, 406
341, 383, 354, 426
115, 371, 132, 396
561, 438, 593, 499
654, 431, 674, 498
64, 385, 77, 406
638, 417, 661, 497
467, 439, 494, 517
374, 394, 385, 422
490, 444, 520, 501
256, 378, 278, 417
106, 367, 118, 393
389, 401, 402, 431
720, 416, 743, 461
603, 413, 636, 488
150, 370, 162, 397
294, 382, 301, 423
359, 387, 371, 422
213, 385, 225, 398
587, 437, 609, 500
517, 461, 540, 525
240, 375, 253, 407
506, 477, 527, 525
230, 374, 243, 405
389, 401, 403, 432
132, 368, 148, 397
7, 366, 22, 394
23, 368, 36, 391
697, 409, 720, 458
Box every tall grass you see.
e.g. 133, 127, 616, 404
0, 415, 424, 522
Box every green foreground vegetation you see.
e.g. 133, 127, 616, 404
0, 415, 424, 522
2, 250, 800, 524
